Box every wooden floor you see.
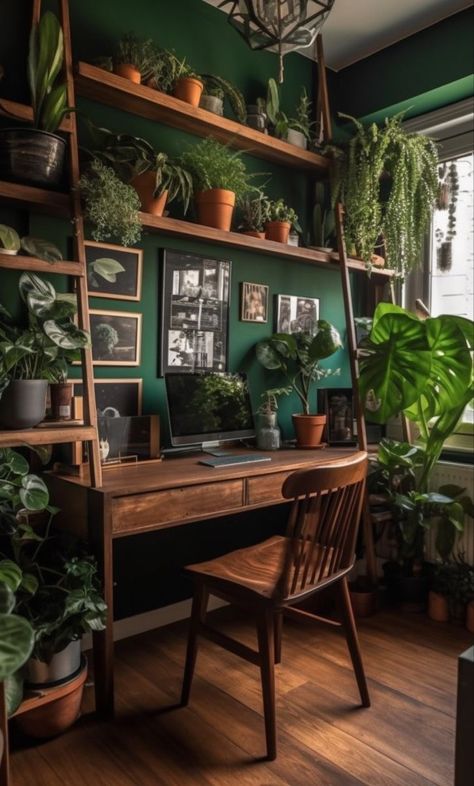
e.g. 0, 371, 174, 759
11, 607, 472, 786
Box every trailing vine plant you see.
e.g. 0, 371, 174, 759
330, 113, 439, 276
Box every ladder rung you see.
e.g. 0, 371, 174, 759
0, 425, 96, 448
0, 253, 85, 277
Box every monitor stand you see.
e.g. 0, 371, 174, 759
160, 440, 234, 459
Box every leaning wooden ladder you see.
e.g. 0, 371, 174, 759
315, 35, 397, 585
0, 2, 101, 783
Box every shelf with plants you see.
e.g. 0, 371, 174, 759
75, 62, 330, 174
0, 179, 70, 217
0, 98, 73, 133
0, 252, 84, 277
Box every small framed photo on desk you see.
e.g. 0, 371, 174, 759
318, 388, 357, 445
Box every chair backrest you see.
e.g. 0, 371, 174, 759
278, 451, 367, 601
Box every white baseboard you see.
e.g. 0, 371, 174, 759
82, 596, 227, 651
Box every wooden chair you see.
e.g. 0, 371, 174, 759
181, 451, 370, 760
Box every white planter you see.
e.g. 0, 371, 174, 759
287, 128, 307, 149
199, 94, 224, 116
0, 247, 18, 255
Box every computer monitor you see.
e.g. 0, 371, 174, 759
165, 371, 256, 447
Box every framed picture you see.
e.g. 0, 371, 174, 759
318, 388, 356, 445
240, 282, 269, 323
90, 309, 142, 366
85, 241, 143, 301
160, 249, 231, 375
72, 379, 143, 417
275, 294, 319, 334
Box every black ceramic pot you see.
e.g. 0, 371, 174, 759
0, 380, 48, 429
0, 128, 66, 187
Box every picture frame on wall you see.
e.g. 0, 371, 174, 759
317, 388, 356, 445
72, 379, 143, 417
89, 309, 142, 366
84, 241, 143, 301
275, 294, 319, 334
240, 282, 269, 323
160, 249, 231, 375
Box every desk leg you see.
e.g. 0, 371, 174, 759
88, 491, 115, 718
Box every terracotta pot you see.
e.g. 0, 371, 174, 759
131, 171, 168, 216
265, 221, 291, 243
292, 414, 326, 448
15, 659, 87, 739
242, 230, 265, 239
173, 77, 203, 107
428, 591, 449, 623
371, 253, 385, 267
195, 188, 235, 231
466, 600, 474, 633
349, 578, 378, 617
114, 63, 141, 83
50, 382, 73, 421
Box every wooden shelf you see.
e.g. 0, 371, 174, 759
0, 99, 73, 133
0, 424, 96, 448
0, 252, 84, 276
140, 212, 394, 277
75, 62, 330, 174
0, 179, 70, 216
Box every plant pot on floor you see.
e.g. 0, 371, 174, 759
114, 63, 141, 83
50, 382, 73, 421
0, 128, 66, 188
265, 220, 291, 244
428, 591, 449, 622
292, 414, 326, 448
131, 170, 168, 216
349, 576, 378, 617
174, 77, 204, 108
286, 128, 307, 149
195, 188, 235, 231
199, 94, 224, 115
0, 379, 48, 429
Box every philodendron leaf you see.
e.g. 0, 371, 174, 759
0, 560, 22, 591
19, 473, 49, 510
0, 582, 15, 614
43, 320, 90, 349
309, 320, 343, 361
0, 614, 34, 682
89, 257, 125, 283
21, 236, 63, 263
256, 341, 284, 370
0, 447, 29, 476
5, 671, 25, 716
359, 310, 431, 423
19, 271, 55, 304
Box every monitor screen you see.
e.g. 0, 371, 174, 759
165, 372, 255, 446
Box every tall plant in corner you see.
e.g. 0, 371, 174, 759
330, 114, 438, 276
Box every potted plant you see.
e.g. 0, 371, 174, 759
0, 11, 71, 188
112, 32, 156, 84
246, 96, 268, 133
0, 273, 89, 429
256, 323, 342, 447
180, 138, 260, 231
172, 58, 204, 108
238, 194, 270, 238
79, 159, 142, 246
255, 387, 290, 451
330, 113, 439, 276
311, 182, 335, 252
265, 198, 301, 243
0, 224, 63, 261
199, 74, 246, 123
0, 224, 20, 255
287, 88, 315, 150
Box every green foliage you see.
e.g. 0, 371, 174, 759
201, 74, 246, 124
266, 198, 301, 232
20, 236, 63, 263
288, 88, 315, 141
0, 581, 34, 712
256, 323, 343, 415
147, 49, 194, 92
0, 273, 89, 389
79, 159, 142, 247
180, 138, 260, 202
257, 387, 291, 416
312, 182, 335, 248
113, 32, 156, 78
330, 113, 439, 275
0, 224, 20, 252
237, 194, 270, 232
432, 556, 474, 613
27, 11, 71, 133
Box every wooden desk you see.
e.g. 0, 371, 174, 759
48, 446, 357, 716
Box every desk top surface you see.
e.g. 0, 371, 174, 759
55, 447, 364, 498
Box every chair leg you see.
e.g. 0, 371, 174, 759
274, 610, 283, 665
256, 608, 277, 760
181, 582, 209, 707
336, 577, 370, 708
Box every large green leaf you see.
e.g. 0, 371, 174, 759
21, 236, 63, 263
5, 671, 24, 716
19, 473, 49, 510
43, 320, 90, 350
19, 271, 55, 305
28, 12, 64, 129
0, 614, 34, 681
0, 448, 29, 476
0, 560, 22, 592
0, 582, 14, 614
308, 320, 342, 361
359, 311, 431, 423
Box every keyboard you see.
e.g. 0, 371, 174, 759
198, 454, 272, 468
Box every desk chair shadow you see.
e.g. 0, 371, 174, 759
181, 451, 371, 760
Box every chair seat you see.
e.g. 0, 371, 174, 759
186, 535, 334, 600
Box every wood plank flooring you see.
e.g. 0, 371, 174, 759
11, 608, 473, 786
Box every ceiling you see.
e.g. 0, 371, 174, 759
203, 0, 472, 70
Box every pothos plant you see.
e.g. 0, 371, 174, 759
329, 113, 439, 276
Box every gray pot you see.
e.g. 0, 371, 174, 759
26, 640, 82, 687
199, 94, 224, 115
0, 379, 48, 429
0, 128, 66, 187
287, 128, 307, 149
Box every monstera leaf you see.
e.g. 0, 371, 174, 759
43, 319, 89, 350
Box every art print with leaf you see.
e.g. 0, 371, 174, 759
85, 241, 143, 301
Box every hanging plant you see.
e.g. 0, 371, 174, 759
330, 113, 439, 277
435, 161, 459, 272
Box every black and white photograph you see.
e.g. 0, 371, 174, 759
318, 388, 356, 445
160, 249, 231, 375
73, 379, 143, 417
240, 282, 268, 322
85, 241, 143, 301
89, 310, 142, 366
275, 294, 320, 334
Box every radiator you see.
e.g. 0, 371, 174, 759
427, 461, 474, 563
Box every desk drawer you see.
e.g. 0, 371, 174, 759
112, 480, 244, 534
247, 471, 293, 505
